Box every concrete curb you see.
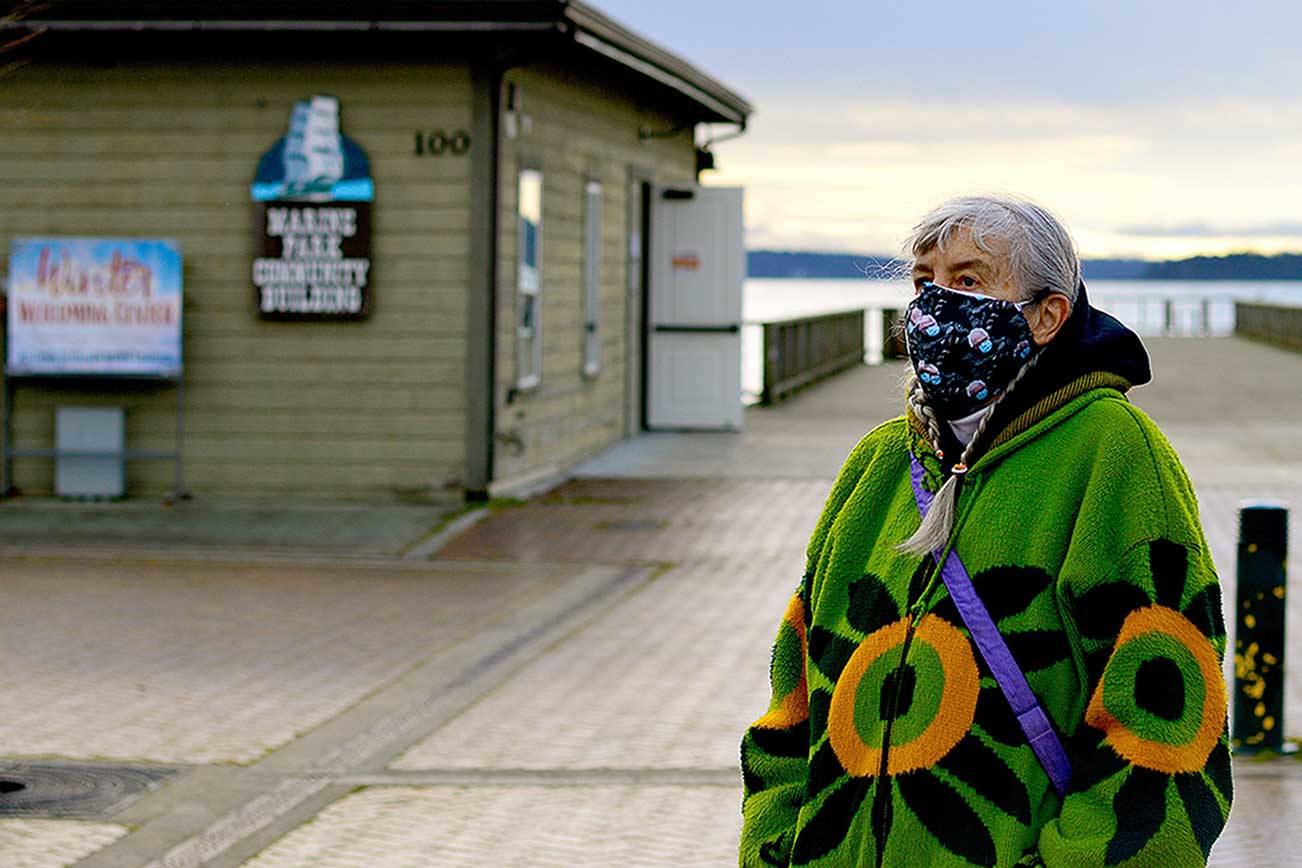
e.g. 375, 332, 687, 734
400, 506, 492, 560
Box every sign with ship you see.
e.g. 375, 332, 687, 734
251, 95, 374, 320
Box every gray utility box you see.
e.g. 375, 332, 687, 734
55, 407, 125, 498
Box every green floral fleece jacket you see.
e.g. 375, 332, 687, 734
739, 377, 1232, 867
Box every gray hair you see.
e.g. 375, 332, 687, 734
896, 194, 1077, 557
903, 194, 1081, 302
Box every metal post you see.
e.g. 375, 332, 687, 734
1201, 298, 1211, 337
172, 375, 188, 501
1232, 500, 1291, 753
1164, 298, 1175, 336
761, 322, 775, 406
881, 308, 904, 359
1, 375, 10, 497
853, 310, 865, 362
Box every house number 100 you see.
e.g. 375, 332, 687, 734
414, 129, 471, 156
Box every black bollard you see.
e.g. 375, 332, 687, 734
1232, 500, 1290, 753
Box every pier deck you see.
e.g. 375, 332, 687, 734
0, 336, 1295, 866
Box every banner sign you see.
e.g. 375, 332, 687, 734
251, 94, 374, 320
6, 238, 183, 377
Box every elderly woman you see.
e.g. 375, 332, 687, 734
739, 196, 1232, 867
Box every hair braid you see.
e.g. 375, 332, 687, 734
906, 375, 944, 456
897, 350, 1045, 557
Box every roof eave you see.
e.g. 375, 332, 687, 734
13, 19, 561, 33
562, 2, 752, 125
12, 1, 753, 126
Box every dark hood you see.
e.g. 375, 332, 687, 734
1042, 281, 1152, 389
936, 281, 1151, 467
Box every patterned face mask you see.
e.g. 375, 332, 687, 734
904, 281, 1045, 418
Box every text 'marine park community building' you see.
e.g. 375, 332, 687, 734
0, 1, 753, 504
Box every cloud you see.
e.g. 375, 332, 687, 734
598, 0, 1302, 106
596, 0, 1302, 257
1119, 222, 1302, 239
705, 95, 1302, 257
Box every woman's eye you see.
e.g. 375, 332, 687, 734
958, 275, 979, 288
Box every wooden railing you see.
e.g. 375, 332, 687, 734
1236, 302, 1302, 352
756, 309, 865, 405
1089, 295, 1234, 337
744, 294, 1284, 406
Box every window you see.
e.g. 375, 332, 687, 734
516, 168, 543, 389
582, 180, 603, 377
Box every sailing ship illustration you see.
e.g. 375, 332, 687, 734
252, 95, 373, 203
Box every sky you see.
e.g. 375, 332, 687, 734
593, 0, 1302, 260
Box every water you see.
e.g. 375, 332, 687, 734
741, 278, 1302, 400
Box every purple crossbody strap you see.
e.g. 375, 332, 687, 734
909, 454, 1073, 797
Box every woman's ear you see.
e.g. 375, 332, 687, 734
1028, 294, 1073, 345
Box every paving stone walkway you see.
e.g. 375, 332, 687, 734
0, 336, 1297, 866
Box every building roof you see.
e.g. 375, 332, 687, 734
11, 1, 753, 125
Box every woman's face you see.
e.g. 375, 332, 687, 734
909, 227, 1071, 346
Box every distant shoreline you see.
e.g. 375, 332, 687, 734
748, 250, 1302, 281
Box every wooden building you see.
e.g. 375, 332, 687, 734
0, 2, 752, 502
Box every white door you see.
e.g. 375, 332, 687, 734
647, 185, 744, 430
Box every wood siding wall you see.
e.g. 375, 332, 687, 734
493, 64, 696, 490
0, 63, 474, 501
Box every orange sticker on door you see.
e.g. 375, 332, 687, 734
672, 252, 700, 270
